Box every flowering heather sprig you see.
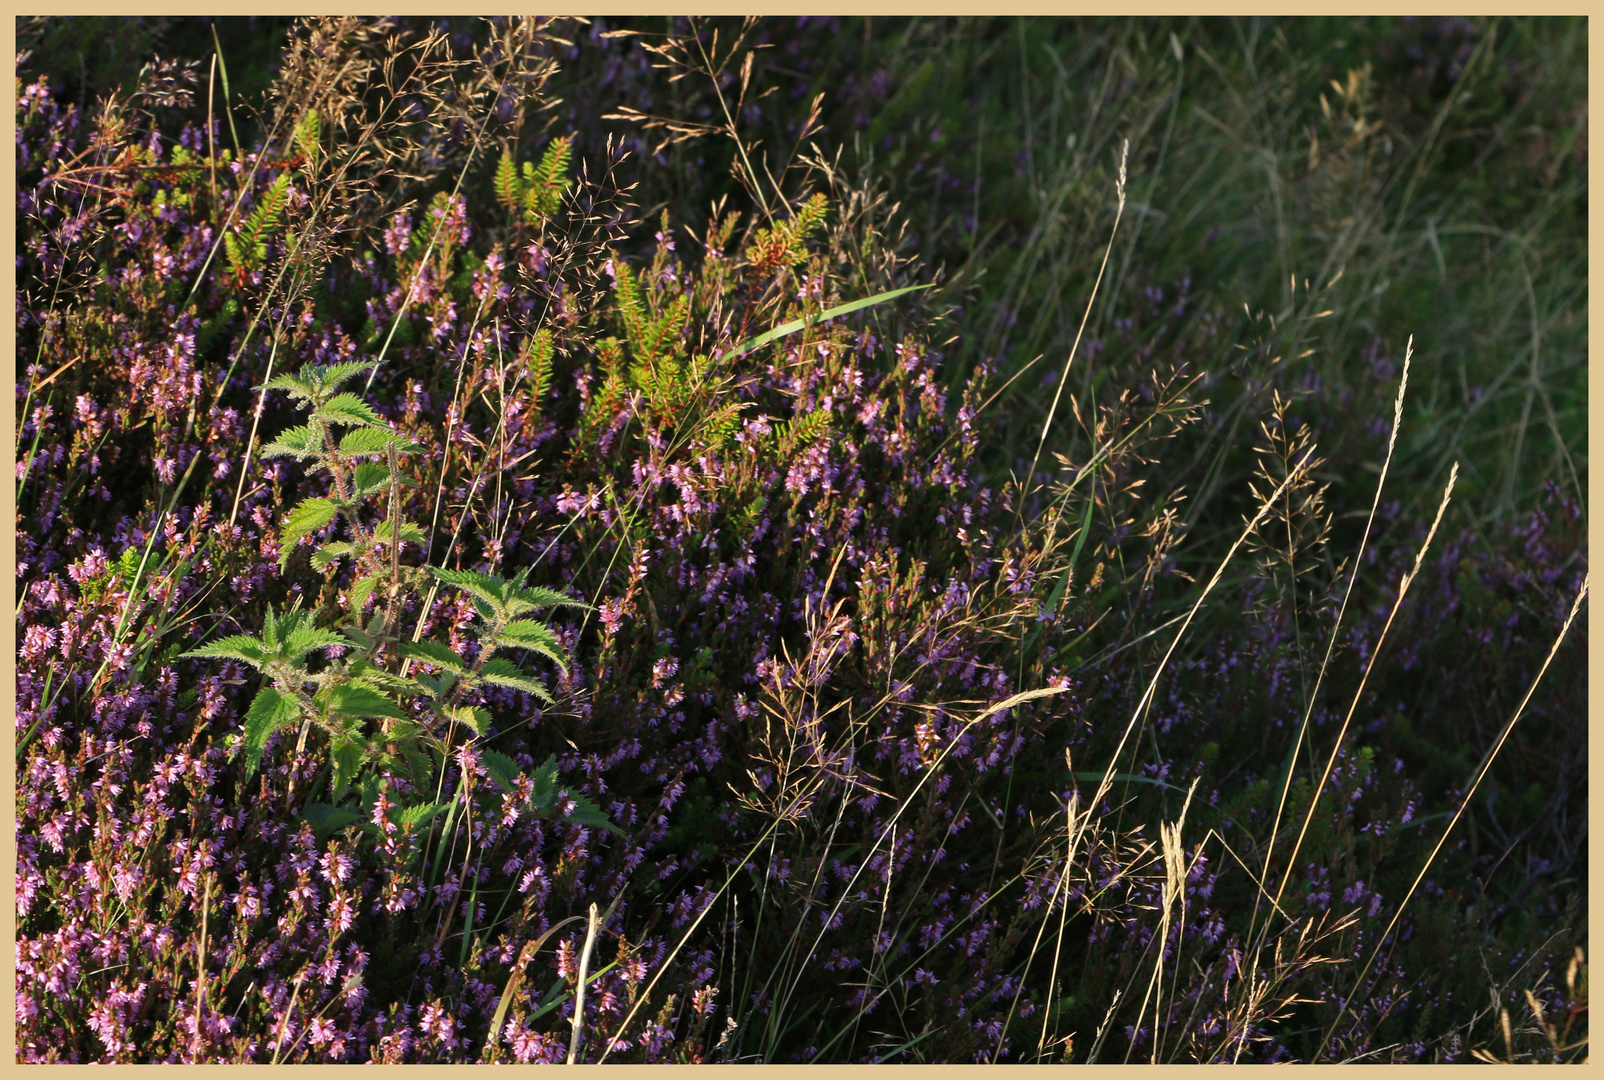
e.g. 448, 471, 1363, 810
14, 17, 1585, 1066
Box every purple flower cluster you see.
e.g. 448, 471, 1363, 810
15, 19, 1586, 1065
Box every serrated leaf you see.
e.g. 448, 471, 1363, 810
261, 604, 284, 650
180, 634, 268, 669
350, 576, 379, 612
478, 658, 553, 702
528, 755, 561, 810
350, 673, 424, 700
311, 541, 354, 572
315, 392, 385, 428
494, 619, 569, 672
242, 686, 301, 779
311, 360, 381, 394
450, 705, 493, 737
397, 801, 449, 833
411, 671, 454, 700
518, 753, 622, 836
399, 639, 470, 674
565, 800, 625, 836
372, 519, 426, 548
430, 566, 510, 610
347, 660, 426, 696
349, 461, 391, 500
330, 732, 368, 799
341, 624, 378, 650
319, 683, 408, 721
261, 425, 322, 461
508, 585, 591, 615
482, 748, 523, 794
303, 802, 365, 835
402, 747, 434, 791
262, 373, 318, 400
280, 498, 339, 569
338, 427, 394, 456
283, 624, 350, 663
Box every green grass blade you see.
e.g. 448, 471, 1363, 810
723, 284, 933, 361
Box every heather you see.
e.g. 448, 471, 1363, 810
14, 16, 1586, 1063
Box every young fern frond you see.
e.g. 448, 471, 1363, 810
525, 134, 572, 223
494, 150, 523, 213
292, 107, 320, 170
227, 171, 293, 279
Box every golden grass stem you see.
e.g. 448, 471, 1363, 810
567, 902, 601, 1064
1018, 138, 1128, 521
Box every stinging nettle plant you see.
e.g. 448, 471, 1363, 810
182, 358, 617, 838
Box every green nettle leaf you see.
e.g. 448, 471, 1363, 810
303, 802, 366, 836
402, 747, 435, 790
523, 754, 622, 835
412, 671, 456, 700
511, 584, 589, 613
430, 566, 510, 611
371, 519, 426, 548
350, 576, 379, 612
495, 619, 569, 671
261, 604, 284, 650
565, 801, 625, 836
482, 748, 523, 794
349, 461, 391, 500
280, 498, 339, 568
180, 634, 269, 668
478, 658, 554, 702
450, 705, 493, 737
263, 372, 318, 399
320, 683, 408, 721
315, 392, 385, 428
397, 801, 450, 833
399, 639, 470, 674
330, 732, 368, 799
309, 360, 381, 395
347, 661, 426, 696
528, 756, 561, 810
261, 425, 322, 461
282, 624, 351, 663
311, 541, 355, 572
338, 427, 395, 456
242, 686, 302, 778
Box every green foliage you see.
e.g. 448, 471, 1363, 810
292, 107, 320, 169
184, 359, 608, 845
223, 171, 292, 283
493, 134, 573, 228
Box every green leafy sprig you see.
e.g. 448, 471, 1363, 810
183, 358, 608, 836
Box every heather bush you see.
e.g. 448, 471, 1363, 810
15, 16, 1586, 1063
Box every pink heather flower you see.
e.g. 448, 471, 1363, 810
650, 656, 679, 688
324, 893, 356, 935
20, 624, 56, 660
68, 548, 109, 583
597, 597, 625, 635
319, 850, 354, 884
419, 1000, 457, 1045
